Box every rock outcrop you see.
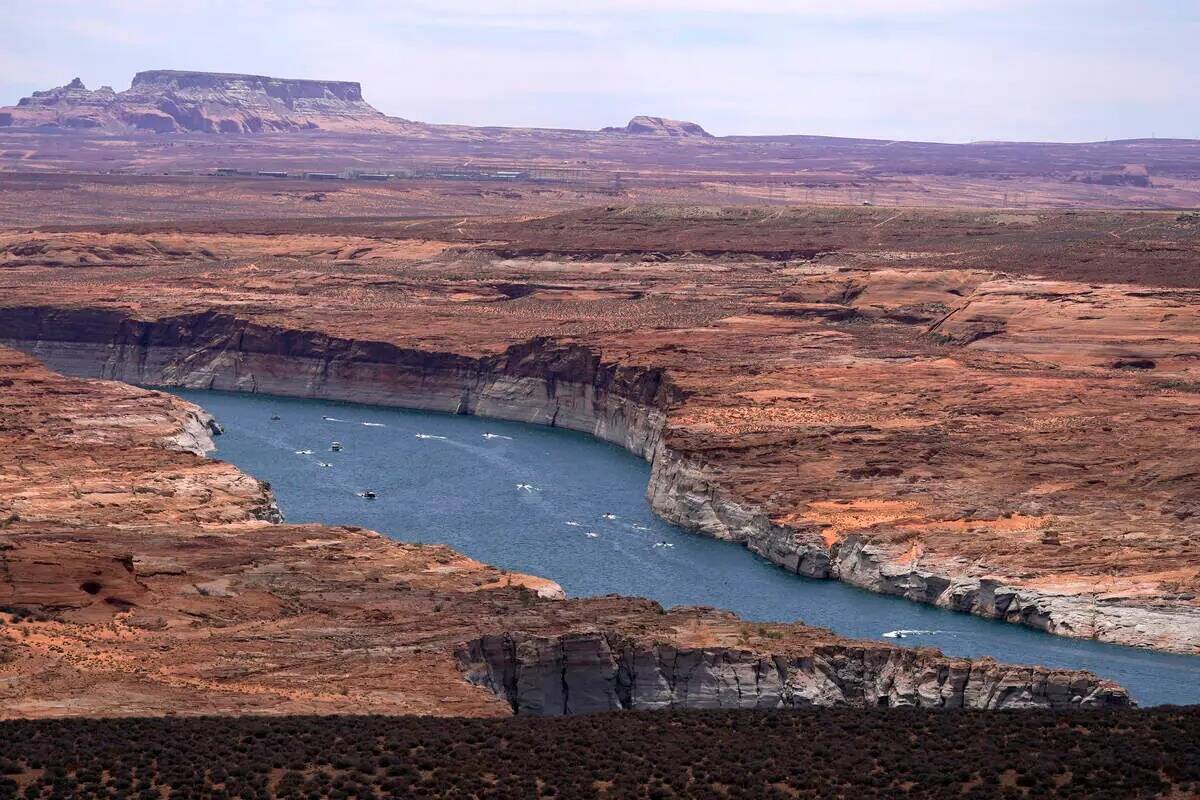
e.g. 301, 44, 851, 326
458, 632, 1129, 714
10, 78, 119, 129
1, 70, 402, 134
603, 115, 712, 138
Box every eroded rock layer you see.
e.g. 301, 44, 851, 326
2, 71, 399, 134
458, 632, 1114, 715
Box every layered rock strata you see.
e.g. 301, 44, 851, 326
458, 632, 1124, 714
1, 70, 400, 134
602, 116, 713, 138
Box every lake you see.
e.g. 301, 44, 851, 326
172, 389, 1200, 706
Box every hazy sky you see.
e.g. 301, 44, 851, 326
3, 0, 1197, 142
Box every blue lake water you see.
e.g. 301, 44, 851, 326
172, 389, 1200, 707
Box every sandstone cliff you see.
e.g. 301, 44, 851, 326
603, 116, 713, 138
458, 632, 1126, 714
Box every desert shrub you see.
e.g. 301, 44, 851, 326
0, 709, 1197, 798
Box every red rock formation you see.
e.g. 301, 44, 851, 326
603, 115, 712, 138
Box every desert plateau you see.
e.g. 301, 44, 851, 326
2, 6, 1200, 794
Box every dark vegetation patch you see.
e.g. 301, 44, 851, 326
1112, 357, 1157, 370
1, 708, 1198, 799
0, 605, 56, 624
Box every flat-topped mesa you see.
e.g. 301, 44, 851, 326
128, 70, 368, 107
0, 70, 401, 134
603, 115, 713, 138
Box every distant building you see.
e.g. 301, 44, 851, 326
356, 173, 390, 181
257, 170, 289, 178
304, 172, 340, 180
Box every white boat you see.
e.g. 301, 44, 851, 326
882, 629, 939, 639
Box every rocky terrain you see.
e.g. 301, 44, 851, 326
0, 346, 1126, 717
0, 206, 1197, 659
4, 70, 1200, 210
602, 115, 712, 138
1, 71, 402, 134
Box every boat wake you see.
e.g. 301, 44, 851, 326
482, 432, 513, 440
882, 629, 943, 639
414, 433, 448, 440
321, 416, 347, 422
361, 422, 386, 427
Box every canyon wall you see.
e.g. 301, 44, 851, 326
0, 307, 671, 459
647, 453, 1200, 653
457, 632, 1130, 713
2, 305, 1195, 654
